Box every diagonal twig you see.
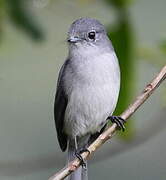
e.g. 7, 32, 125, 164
49, 65, 166, 180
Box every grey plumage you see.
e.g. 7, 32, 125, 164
54, 17, 120, 180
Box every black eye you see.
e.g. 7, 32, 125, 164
88, 31, 95, 40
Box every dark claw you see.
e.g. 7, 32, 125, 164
79, 148, 90, 155
75, 148, 90, 169
107, 116, 126, 131
75, 152, 86, 167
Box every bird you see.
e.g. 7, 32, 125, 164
54, 17, 125, 180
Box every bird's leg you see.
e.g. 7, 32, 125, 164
74, 136, 90, 169
107, 116, 126, 131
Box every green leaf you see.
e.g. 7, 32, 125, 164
105, 0, 134, 8
6, 0, 44, 41
159, 39, 166, 55
107, 12, 135, 140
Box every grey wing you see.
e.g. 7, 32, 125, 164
54, 60, 68, 152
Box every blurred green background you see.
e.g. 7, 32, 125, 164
0, 0, 166, 179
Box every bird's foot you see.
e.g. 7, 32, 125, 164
107, 116, 126, 131
75, 148, 90, 169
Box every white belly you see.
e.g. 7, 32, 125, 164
63, 52, 120, 138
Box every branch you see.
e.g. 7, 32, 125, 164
49, 65, 166, 180
95, 108, 166, 162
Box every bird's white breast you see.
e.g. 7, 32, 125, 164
64, 50, 120, 138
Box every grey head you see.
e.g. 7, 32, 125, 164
67, 17, 113, 52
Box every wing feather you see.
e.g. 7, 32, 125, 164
54, 60, 69, 151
